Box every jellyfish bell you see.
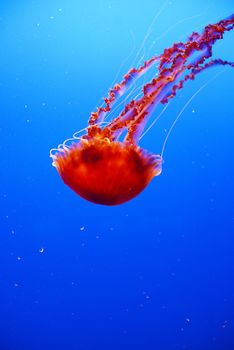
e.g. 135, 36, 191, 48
51, 135, 162, 205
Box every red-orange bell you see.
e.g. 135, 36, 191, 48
54, 138, 162, 205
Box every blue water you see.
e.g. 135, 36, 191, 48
1, 1, 234, 349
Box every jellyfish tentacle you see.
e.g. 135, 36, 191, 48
88, 55, 159, 126
105, 15, 234, 142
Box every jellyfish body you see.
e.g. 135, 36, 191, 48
51, 15, 234, 205
55, 138, 162, 205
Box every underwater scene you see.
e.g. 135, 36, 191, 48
0, 0, 234, 349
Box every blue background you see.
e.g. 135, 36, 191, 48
0, 1, 234, 349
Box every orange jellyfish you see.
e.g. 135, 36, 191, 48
50, 15, 234, 205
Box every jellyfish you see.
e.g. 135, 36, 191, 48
50, 15, 234, 205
